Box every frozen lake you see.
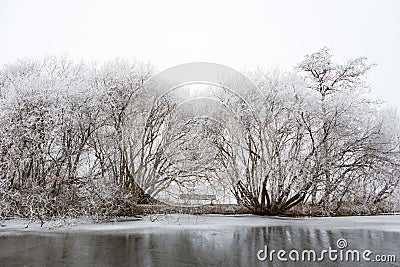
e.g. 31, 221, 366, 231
0, 215, 399, 266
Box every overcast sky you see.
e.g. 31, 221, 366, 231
1, 0, 399, 109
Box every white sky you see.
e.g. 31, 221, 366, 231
1, 0, 399, 109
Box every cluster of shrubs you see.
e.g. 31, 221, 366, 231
0, 180, 142, 225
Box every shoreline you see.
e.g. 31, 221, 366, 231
1, 214, 400, 235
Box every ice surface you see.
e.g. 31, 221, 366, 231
1, 214, 399, 235
1, 215, 399, 267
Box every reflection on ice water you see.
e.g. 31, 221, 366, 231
0, 215, 399, 267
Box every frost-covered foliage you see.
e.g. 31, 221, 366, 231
0, 57, 152, 222
295, 48, 400, 215
212, 48, 400, 215
0, 50, 399, 220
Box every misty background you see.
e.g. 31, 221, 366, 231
0, 0, 399, 109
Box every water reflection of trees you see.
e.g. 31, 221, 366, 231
1, 227, 399, 266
